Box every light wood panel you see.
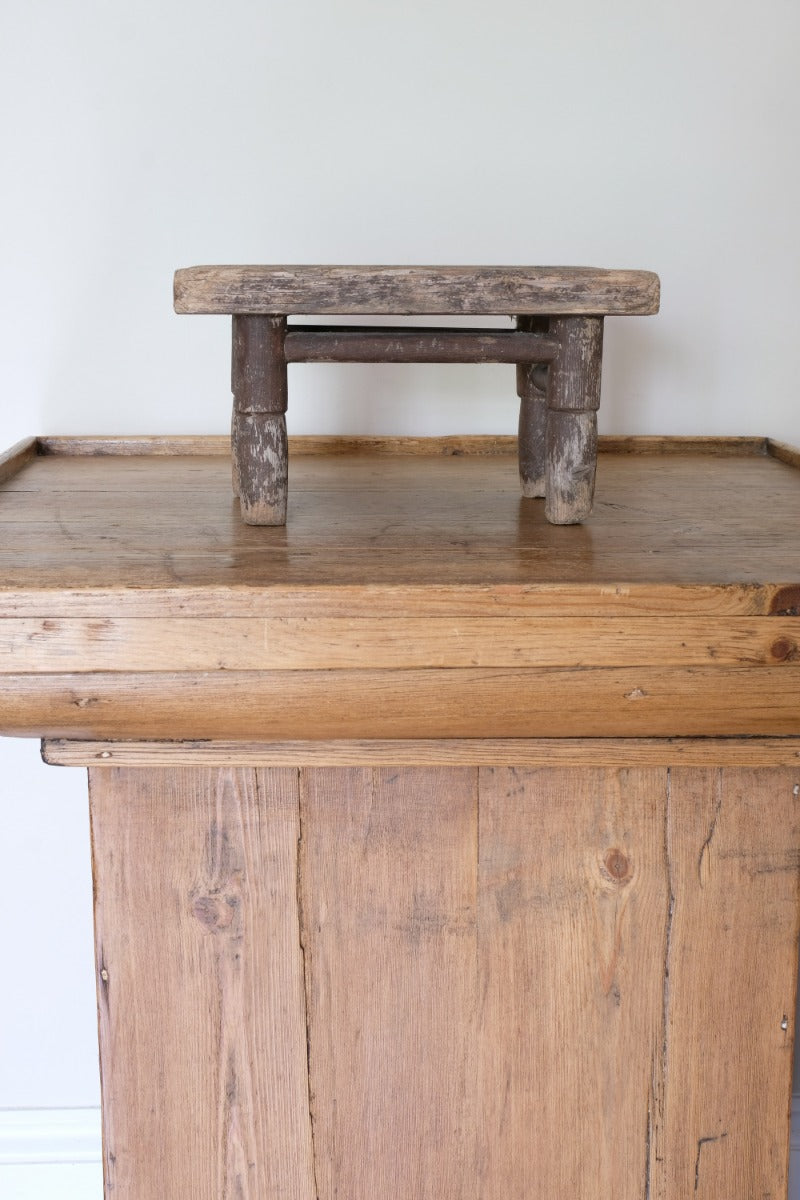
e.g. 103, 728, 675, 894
43, 737, 800, 767
650, 767, 800, 1197
88, 763, 800, 1199
300, 767, 478, 1200
90, 766, 316, 1200
5, 665, 800, 739
478, 766, 668, 1197
3, 614, 798, 672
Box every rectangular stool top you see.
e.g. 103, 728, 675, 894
174, 264, 660, 317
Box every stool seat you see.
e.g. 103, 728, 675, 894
175, 263, 660, 316
174, 264, 660, 526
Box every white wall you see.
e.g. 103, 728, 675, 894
1, 0, 799, 1132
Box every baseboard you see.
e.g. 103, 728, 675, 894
0, 1108, 101, 1165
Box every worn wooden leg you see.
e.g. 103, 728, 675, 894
516, 316, 549, 498
545, 316, 603, 524
231, 314, 288, 525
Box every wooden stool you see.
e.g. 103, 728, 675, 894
174, 265, 660, 525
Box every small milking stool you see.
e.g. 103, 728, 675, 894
174, 265, 660, 525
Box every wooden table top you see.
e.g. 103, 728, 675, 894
174, 265, 660, 316
1, 434, 799, 742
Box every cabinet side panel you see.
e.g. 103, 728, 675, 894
652, 767, 800, 1198
89, 765, 316, 1200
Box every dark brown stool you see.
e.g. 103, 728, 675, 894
174, 265, 660, 524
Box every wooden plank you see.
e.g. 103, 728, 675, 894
0, 436, 38, 484
649, 768, 800, 1196
283, 327, 560, 363
6, 664, 800, 739
299, 767, 478, 1200
174, 264, 661, 316
0, 583, 787, 620
478, 766, 669, 1197
3, 615, 799, 673
89, 765, 316, 1200
31, 434, 772, 460
43, 737, 800, 768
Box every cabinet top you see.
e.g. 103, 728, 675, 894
1, 435, 798, 742
0, 434, 798, 618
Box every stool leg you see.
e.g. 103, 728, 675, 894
516, 316, 549, 498
231, 314, 288, 525
545, 316, 603, 524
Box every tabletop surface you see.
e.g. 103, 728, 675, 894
174, 265, 660, 316
0, 435, 797, 616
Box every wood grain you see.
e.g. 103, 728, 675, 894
30, 434, 771, 459
43, 737, 800, 768
516, 315, 548, 497
1, 449, 799, 617
90, 765, 316, 1200
649, 767, 800, 1197
88, 763, 799, 1198
478, 766, 668, 1197
5, 664, 800, 739
3, 615, 799, 672
300, 767, 478, 1200
174, 264, 661, 316
283, 326, 560, 363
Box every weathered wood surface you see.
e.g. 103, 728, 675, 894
544, 317, 604, 522
231, 410, 288, 524
4, 615, 799, 672
5, 664, 800, 739
90, 765, 316, 1200
32, 433, 776, 458
174, 264, 661, 316
1, 443, 799, 608
231, 315, 289, 523
42, 737, 800, 768
516, 315, 548, 497
88, 762, 800, 1200
283, 326, 560, 363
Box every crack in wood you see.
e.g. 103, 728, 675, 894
697, 772, 723, 887
296, 769, 320, 1200
694, 1132, 728, 1191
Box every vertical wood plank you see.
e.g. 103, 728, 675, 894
90, 765, 316, 1200
299, 766, 478, 1200
477, 766, 670, 1199
652, 767, 800, 1198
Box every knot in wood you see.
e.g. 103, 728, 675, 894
770, 637, 798, 662
602, 847, 632, 884
191, 893, 239, 932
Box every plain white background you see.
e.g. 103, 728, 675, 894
1, 0, 799, 1123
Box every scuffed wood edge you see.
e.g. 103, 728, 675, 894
0, 437, 39, 482
31, 434, 783, 459
766, 439, 800, 470
43, 736, 800, 768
